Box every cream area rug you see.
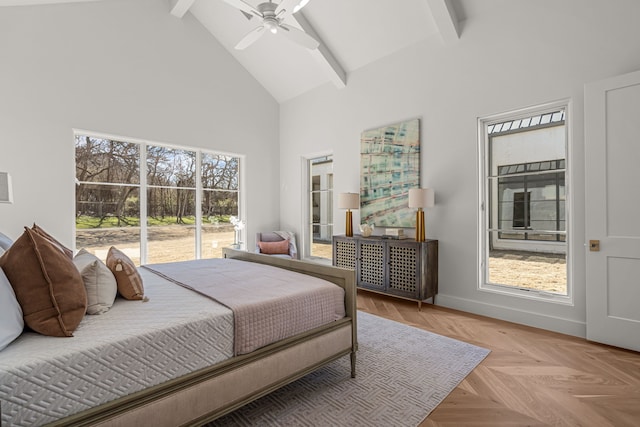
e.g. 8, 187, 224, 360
210, 311, 490, 426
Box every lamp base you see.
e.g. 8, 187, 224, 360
345, 210, 353, 237
415, 209, 425, 242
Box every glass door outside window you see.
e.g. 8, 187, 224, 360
308, 155, 333, 260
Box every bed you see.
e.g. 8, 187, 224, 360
0, 248, 357, 427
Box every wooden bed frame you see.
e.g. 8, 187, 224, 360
48, 249, 357, 427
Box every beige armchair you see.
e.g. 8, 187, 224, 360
255, 231, 298, 259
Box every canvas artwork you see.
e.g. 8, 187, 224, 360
360, 119, 420, 227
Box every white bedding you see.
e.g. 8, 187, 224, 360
0, 268, 234, 427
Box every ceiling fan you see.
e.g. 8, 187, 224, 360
223, 0, 319, 50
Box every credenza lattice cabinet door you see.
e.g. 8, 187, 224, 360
334, 238, 356, 269
332, 235, 438, 309
358, 240, 385, 291
387, 241, 420, 299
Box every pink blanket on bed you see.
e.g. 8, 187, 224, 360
143, 259, 345, 355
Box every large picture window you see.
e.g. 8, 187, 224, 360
479, 103, 569, 298
75, 133, 242, 264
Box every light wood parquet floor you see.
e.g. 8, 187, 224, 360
357, 291, 640, 427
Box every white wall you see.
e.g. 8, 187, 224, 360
0, 0, 280, 249
280, 0, 640, 337
492, 126, 565, 173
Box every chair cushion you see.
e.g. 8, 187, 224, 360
0, 231, 12, 251
258, 239, 290, 255
259, 232, 285, 242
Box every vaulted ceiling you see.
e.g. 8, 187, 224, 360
0, 0, 511, 102
182, 0, 464, 102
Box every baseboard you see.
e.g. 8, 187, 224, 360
435, 294, 587, 338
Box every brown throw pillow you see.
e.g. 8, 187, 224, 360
31, 223, 73, 259
106, 247, 144, 300
258, 239, 290, 255
0, 227, 87, 337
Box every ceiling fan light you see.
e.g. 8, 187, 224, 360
293, 0, 310, 13
264, 19, 278, 34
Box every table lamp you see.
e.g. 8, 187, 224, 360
338, 192, 359, 237
408, 188, 434, 242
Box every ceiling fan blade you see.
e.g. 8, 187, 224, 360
223, 0, 261, 17
275, 0, 299, 17
292, 0, 310, 13
279, 24, 319, 50
235, 26, 265, 50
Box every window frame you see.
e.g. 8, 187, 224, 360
496, 160, 565, 243
477, 100, 573, 304
74, 130, 245, 264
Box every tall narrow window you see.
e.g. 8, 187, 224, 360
146, 146, 197, 263
307, 155, 333, 260
201, 153, 240, 258
75, 134, 242, 264
479, 104, 569, 298
75, 137, 141, 263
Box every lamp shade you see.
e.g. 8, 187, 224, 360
338, 192, 360, 210
408, 188, 435, 209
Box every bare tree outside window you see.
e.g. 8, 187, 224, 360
76, 136, 141, 262
75, 135, 241, 264
145, 146, 197, 263
201, 153, 240, 257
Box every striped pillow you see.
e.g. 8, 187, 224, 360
106, 247, 144, 300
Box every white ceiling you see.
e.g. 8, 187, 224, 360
1, 0, 512, 102
186, 0, 452, 101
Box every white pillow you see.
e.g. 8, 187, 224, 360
0, 231, 12, 251
73, 249, 118, 315
0, 267, 24, 351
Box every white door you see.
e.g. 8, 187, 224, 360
585, 70, 640, 352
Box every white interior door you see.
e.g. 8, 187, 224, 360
585, 70, 640, 352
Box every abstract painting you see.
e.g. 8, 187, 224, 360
360, 119, 420, 227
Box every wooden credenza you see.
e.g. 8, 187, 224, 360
332, 235, 438, 310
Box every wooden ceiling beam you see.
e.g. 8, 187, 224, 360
167, 1, 346, 89
294, 11, 347, 89
425, 0, 460, 44
169, 0, 195, 19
